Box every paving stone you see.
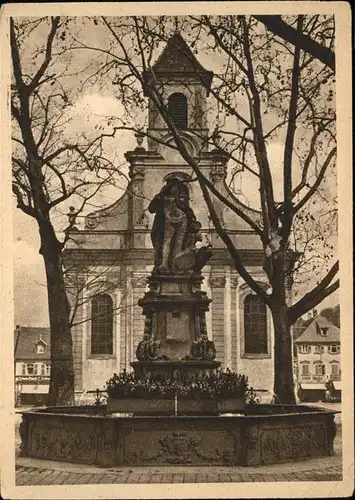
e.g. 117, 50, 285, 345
97, 473, 120, 484
125, 473, 142, 483
75, 473, 95, 484
16, 472, 33, 486
229, 473, 243, 482
55, 472, 72, 485
134, 472, 151, 483
35, 469, 64, 485
87, 473, 104, 484
218, 473, 232, 482
32, 469, 54, 484
172, 473, 184, 483
67, 473, 86, 485
149, 473, 163, 483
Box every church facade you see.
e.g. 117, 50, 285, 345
64, 33, 275, 397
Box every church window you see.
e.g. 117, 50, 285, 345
168, 93, 188, 129
91, 294, 114, 355
244, 294, 267, 354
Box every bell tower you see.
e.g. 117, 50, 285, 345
142, 32, 213, 155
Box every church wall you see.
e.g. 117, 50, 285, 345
235, 275, 274, 397
74, 267, 123, 391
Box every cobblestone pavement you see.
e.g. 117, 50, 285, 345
15, 463, 343, 485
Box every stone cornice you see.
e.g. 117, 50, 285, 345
125, 149, 164, 163
63, 248, 265, 267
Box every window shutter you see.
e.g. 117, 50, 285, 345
168, 93, 188, 129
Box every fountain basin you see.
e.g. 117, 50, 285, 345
18, 404, 338, 467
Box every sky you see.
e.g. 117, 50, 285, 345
11, 16, 339, 327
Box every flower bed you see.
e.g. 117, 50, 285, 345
106, 369, 250, 414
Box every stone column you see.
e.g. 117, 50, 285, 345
209, 162, 227, 248
209, 275, 226, 366
115, 287, 122, 373
126, 267, 134, 370
202, 265, 212, 340
224, 266, 232, 369
230, 275, 239, 371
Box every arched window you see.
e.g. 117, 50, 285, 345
91, 294, 113, 355
244, 294, 267, 354
168, 93, 188, 129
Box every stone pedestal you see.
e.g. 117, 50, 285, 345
132, 273, 220, 380
131, 360, 221, 383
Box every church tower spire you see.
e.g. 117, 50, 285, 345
143, 31, 213, 153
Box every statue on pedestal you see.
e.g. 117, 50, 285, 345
148, 177, 212, 275
133, 179, 218, 372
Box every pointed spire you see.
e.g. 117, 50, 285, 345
143, 32, 213, 95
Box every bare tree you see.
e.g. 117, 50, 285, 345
71, 14, 338, 403
10, 17, 123, 405
253, 15, 335, 71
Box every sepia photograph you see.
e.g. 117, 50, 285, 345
0, 2, 353, 498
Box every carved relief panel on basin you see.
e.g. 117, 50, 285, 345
124, 429, 241, 466
28, 418, 98, 464
260, 425, 327, 464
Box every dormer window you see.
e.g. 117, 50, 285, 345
320, 328, 328, 337
168, 93, 188, 129
36, 344, 45, 354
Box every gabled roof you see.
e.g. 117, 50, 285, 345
14, 326, 50, 360
143, 32, 213, 91
294, 315, 340, 344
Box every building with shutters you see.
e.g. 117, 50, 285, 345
294, 314, 341, 402
64, 32, 275, 398
14, 326, 51, 406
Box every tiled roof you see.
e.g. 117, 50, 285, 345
144, 33, 213, 90
294, 315, 340, 344
14, 326, 50, 360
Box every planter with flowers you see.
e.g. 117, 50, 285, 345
106, 369, 249, 415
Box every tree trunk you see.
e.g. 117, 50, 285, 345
269, 248, 296, 404
271, 305, 296, 404
40, 221, 74, 406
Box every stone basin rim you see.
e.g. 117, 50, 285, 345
17, 403, 340, 419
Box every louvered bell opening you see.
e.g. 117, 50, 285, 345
168, 93, 188, 130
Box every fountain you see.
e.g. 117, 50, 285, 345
18, 177, 338, 467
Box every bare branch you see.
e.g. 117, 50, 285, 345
254, 15, 335, 72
